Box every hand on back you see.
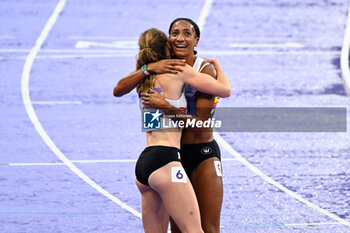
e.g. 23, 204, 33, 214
141, 89, 169, 109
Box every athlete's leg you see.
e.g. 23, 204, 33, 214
135, 179, 169, 233
190, 157, 223, 233
169, 217, 181, 233
149, 161, 203, 233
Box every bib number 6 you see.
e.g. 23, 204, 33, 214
171, 167, 187, 183
176, 170, 183, 179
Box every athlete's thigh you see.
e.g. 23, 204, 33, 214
148, 162, 202, 231
135, 179, 165, 214
135, 179, 169, 233
148, 161, 198, 209
191, 157, 223, 225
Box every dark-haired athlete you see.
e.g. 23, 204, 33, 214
114, 18, 229, 233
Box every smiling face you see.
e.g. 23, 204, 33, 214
168, 20, 199, 61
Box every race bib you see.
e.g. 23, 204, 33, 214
171, 167, 187, 183
214, 161, 223, 177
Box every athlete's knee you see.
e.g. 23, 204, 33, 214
174, 216, 203, 233
202, 222, 220, 233
179, 226, 204, 233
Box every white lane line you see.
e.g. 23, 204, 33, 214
200, 4, 349, 226
2, 158, 237, 166
229, 42, 304, 49
20, 0, 141, 219
0, 35, 15, 39
75, 40, 138, 49
200, 50, 341, 55
2, 162, 66, 166
0, 49, 30, 53
196, 3, 349, 227
285, 222, 341, 226
32, 101, 83, 105
220, 222, 342, 228
197, 0, 214, 31
68, 36, 137, 40
222, 37, 323, 41
3, 159, 137, 166
0, 47, 340, 54
0, 49, 137, 53
5, 54, 135, 60
31, 100, 137, 105
213, 132, 350, 227
341, 5, 350, 96
1, 50, 340, 61
71, 159, 138, 163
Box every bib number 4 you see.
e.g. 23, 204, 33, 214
214, 160, 223, 177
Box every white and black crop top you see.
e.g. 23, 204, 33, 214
184, 57, 218, 117
140, 87, 187, 131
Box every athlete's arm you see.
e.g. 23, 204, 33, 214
191, 63, 218, 123
179, 61, 231, 98
141, 89, 208, 123
113, 69, 146, 97
113, 59, 186, 97
183, 64, 218, 136
141, 59, 223, 121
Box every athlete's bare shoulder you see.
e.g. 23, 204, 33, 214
200, 60, 216, 78
156, 72, 183, 88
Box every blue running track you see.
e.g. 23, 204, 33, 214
1, 0, 350, 232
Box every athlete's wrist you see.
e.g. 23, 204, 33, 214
141, 64, 151, 76
145, 62, 157, 74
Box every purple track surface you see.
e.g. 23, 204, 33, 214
1, 0, 350, 232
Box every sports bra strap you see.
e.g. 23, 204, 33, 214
199, 62, 211, 72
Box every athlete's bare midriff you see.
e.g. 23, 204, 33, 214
146, 129, 182, 149
145, 73, 185, 149
181, 128, 214, 145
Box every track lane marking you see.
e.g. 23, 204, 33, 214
214, 132, 350, 227
340, 5, 350, 95
1, 158, 238, 166
20, 0, 141, 219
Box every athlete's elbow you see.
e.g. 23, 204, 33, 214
220, 87, 231, 98
113, 86, 123, 97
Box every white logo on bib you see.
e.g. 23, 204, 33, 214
177, 152, 181, 160
214, 161, 223, 177
171, 167, 187, 183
